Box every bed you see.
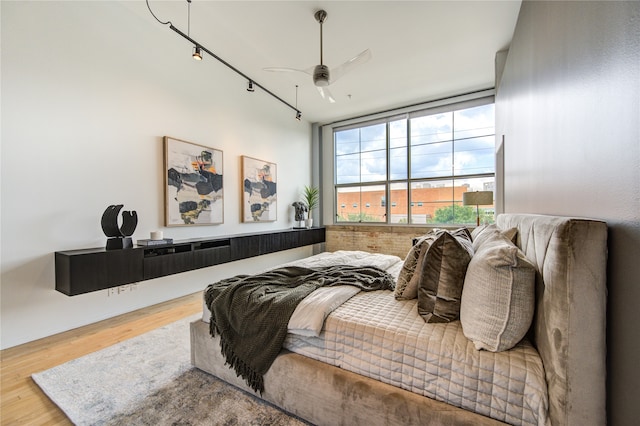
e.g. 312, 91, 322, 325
191, 214, 607, 425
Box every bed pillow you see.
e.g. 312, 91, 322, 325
395, 232, 436, 300
416, 228, 474, 323
288, 285, 361, 337
471, 223, 518, 252
460, 232, 535, 352
470, 223, 490, 240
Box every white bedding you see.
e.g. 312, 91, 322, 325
202, 250, 549, 425
288, 285, 360, 337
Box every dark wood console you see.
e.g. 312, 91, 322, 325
55, 227, 325, 296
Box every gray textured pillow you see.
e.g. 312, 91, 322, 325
460, 232, 535, 352
417, 228, 474, 323
395, 232, 437, 300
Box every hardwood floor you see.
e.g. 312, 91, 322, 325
0, 292, 203, 425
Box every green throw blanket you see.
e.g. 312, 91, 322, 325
204, 264, 395, 393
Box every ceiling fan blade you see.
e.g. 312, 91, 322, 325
317, 86, 336, 103
263, 66, 314, 76
330, 49, 372, 83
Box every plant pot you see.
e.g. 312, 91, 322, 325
305, 218, 313, 229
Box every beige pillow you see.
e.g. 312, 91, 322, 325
470, 223, 489, 240
395, 232, 439, 300
460, 232, 535, 352
471, 224, 518, 252
417, 228, 474, 323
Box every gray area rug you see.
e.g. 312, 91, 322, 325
32, 314, 309, 425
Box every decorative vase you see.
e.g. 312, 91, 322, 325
305, 218, 313, 229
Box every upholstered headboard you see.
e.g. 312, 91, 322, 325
496, 214, 607, 426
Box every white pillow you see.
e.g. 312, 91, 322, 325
288, 285, 360, 336
460, 233, 535, 352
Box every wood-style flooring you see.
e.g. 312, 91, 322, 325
0, 291, 203, 425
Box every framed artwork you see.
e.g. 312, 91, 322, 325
164, 136, 224, 226
241, 155, 277, 222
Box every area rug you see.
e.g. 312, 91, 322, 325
32, 314, 309, 425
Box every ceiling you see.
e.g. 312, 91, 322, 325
138, 1, 522, 124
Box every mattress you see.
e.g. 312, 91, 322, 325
284, 291, 548, 426
203, 250, 549, 425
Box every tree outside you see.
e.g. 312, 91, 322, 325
428, 205, 494, 225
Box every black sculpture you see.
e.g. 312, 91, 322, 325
101, 204, 138, 250
291, 201, 307, 228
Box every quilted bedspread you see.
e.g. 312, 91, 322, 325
281, 254, 549, 426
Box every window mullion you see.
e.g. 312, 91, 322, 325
358, 128, 363, 184
451, 112, 456, 213
407, 117, 413, 224
386, 121, 391, 224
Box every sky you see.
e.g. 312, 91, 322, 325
335, 103, 495, 192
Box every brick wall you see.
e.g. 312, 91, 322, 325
325, 225, 463, 259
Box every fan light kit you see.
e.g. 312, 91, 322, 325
264, 9, 372, 104
146, 0, 302, 120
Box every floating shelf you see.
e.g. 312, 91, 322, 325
55, 228, 325, 296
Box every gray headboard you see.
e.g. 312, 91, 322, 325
496, 214, 607, 426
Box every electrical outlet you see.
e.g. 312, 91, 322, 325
107, 285, 135, 296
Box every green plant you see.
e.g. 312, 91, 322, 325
302, 185, 319, 219
427, 205, 494, 225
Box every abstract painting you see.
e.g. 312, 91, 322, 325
164, 137, 223, 226
241, 156, 277, 222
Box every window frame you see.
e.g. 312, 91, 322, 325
332, 93, 495, 226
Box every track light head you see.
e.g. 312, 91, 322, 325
295, 111, 302, 121
247, 80, 255, 92
192, 46, 202, 61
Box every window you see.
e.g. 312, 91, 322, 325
334, 96, 495, 225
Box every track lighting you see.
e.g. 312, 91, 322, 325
146, 0, 302, 118
294, 85, 302, 121
192, 46, 202, 61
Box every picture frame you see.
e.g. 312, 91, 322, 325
164, 136, 224, 226
241, 155, 277, 222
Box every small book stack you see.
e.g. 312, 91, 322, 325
137, 238, 174, 246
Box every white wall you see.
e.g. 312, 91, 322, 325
496, 1, 640, 424
0, 1, 313, 349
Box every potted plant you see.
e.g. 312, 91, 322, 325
302, 185, 319, 228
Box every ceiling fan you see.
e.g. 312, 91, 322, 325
264, 9, 371, 103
